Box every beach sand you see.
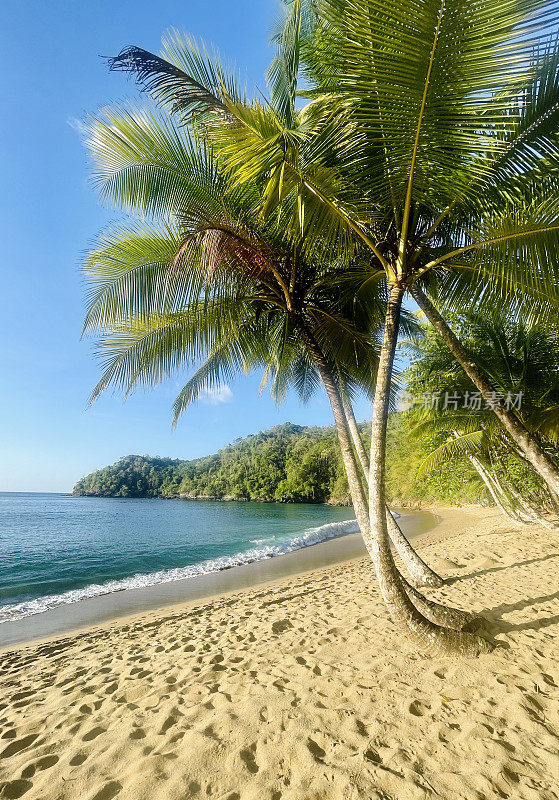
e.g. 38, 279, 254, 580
0, 506, 558, 799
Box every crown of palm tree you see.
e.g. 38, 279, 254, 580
82, 102, 397, 422
107, 1, 559, 319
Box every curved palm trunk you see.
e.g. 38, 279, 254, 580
469, 453, 530, 524
294, 325, 378, 546
297, 320, 482, 642
341, 397, 370, 476
401, 577, 483, 632
386, 510, 445, 587
412, 286, 559, 498
366, 285, 490, 655
342, 397, 444, 588
505, 484, 557, 529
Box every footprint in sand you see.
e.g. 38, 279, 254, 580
0, 778, 33, 799
438, 557, 466, 569
364, 748, 381, 764
21, 755, 59, 779
90, 780, 122, 800
82, 727, 106, 742
271, 619, 292, 635
306, 738, 326, 762
409, 700, 431, 717
1, 735, 38, 759
355, 720, 368, 737
239, 744, 259, 773
478, 556, 502, 569
10, 690, 35, 705
159, 714, 179, 735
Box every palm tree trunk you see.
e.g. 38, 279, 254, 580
294, 328, 378, 549
412, 285, 559, 498
297, 318, 482, 642
501, 477, 557, 529
342, 397, 444, 588
341, 397, 370, 476
469, 453, 529, 524
341, 396, 477, 628
366, 285, 491, 655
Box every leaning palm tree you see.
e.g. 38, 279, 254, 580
403, 314, 559, 523
101, 17, 557, 656
106, 0, 559, 653
420, 426, 556, 524
83, 102, 454, 605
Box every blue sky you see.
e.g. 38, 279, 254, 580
0, 0, 373, 493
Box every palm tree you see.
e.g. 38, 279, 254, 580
403, 313, 559, 523
82, 101, 454, 605
99, 12, 559, 655
107, 0, 559, 653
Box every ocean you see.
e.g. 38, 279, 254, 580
0, 492, 357, 626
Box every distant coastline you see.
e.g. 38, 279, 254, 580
73, 420, 485, 507
74, 490, 352, 507
72, 423, 354, 505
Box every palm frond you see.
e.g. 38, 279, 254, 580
83, 102, 223, 217
108, 34, 232, 120
418, 430, 485, 477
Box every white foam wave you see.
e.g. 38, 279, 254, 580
0, 518, 361, 625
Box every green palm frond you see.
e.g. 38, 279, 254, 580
436, 36, 559, 222
418, 430, 485, 477
404, 310, 559, 466
267, 0, 304, 127
531, 405, 559, 441
83, 102, 223, 217
90, 310, 208, 402
305, 0, 559, 208
172, 321, 265, 423
419, 198, 559, 322
83, 221, 188, 332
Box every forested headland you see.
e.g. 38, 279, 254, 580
73, 419, 488, 506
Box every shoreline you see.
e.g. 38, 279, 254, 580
0, 509, 437, 652
1, 506, 557, 800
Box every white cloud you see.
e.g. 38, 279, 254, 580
199, 385, 234, 406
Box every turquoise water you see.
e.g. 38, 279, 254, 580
0, 493, 356, 625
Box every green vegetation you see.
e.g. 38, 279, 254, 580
401, 314, 559, 521
73, 420, 484, 506
73, 424, 348, 503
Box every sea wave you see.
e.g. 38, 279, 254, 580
0, 518, 362, 625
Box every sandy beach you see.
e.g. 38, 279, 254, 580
0, 506, 558, 799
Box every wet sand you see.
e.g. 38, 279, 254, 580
0, 509, 436, 650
